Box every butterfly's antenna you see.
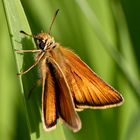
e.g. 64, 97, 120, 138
48, 9, 59, 35
20, 30, 36, 38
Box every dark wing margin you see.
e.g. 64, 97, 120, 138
60, 47, 124, 109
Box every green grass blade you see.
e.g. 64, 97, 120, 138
2, 0, 67, 140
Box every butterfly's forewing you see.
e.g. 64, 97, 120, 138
48, 57, 81, 132
59, 47, 124, 109
41, 59, 57, 131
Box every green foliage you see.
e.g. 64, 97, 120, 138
0, 0, 140, 140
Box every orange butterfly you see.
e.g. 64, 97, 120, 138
16, 9, 124, 132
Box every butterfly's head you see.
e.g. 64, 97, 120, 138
34, 32, 56, 50
20, 30, 56, 51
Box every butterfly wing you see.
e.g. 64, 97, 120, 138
60, 47, 124, 109
41, 59, 57, 131
48, 57, 81, 132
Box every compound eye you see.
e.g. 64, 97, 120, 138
37, 39, 45, 50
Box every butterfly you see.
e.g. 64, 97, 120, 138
16, 9, 124, 132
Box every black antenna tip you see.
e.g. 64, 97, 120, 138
20, 30, 24, 33
19, 30, 33, 37
56, 9, 60, 14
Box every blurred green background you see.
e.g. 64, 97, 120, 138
0, 0, 140, 140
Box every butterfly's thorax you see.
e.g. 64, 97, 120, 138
49, 45, 66, 66
36, 34, 66, 79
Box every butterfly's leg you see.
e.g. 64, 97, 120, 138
15, 49, 41, 75
15, 49, 41, 53
17, 52, 45, 75
17, 60, 40, 76
16, 49, 41, 75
